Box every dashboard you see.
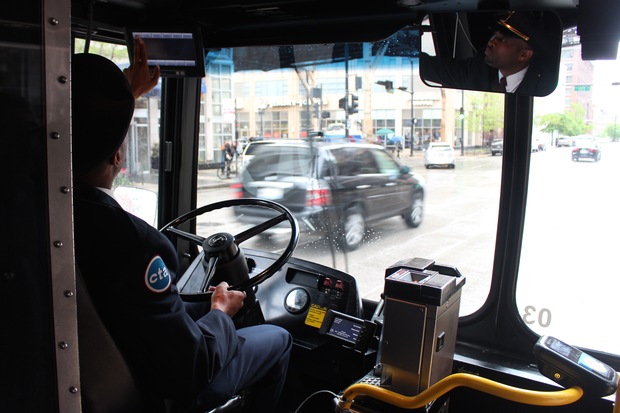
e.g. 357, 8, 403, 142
177, 248, 364, 350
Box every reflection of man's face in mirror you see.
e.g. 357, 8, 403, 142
484, 32, 534, 77
418, 10, 560, 96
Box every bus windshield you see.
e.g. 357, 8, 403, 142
85, 28, 620, 359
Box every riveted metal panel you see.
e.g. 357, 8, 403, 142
43, 0, 80, 410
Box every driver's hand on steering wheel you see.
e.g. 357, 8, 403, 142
209, 282, 246, 317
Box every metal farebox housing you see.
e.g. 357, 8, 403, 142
379, 258, 466, 396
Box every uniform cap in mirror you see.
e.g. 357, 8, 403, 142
72, 53, 135, 176
494, 11, 548, 53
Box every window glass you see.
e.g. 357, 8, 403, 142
517, 38, 620, 356
245, 145, 313, 178
373, 150, 401, 175
74, 39, 161, 227
195, 31, 502, 317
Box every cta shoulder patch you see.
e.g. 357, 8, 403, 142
144, 255, 171, 293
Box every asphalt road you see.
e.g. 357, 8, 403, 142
195, 143, 620, 354
196, 150, 503, 315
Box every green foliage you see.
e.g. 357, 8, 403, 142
538, 113, 563, 134
113, 168, 130, 188
536, 102, 591, 137
603, 122, 620, 140
466, 93, 504, 135
74, 39, 129, 65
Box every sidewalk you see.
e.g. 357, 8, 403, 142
196, 151, 420, 190
196, 150, 422, 190
128, 168, 231, 192
195, 146, 488, 190
198, 168, 236, 190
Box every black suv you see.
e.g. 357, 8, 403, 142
234, 141, 425, 250
490, 139, 503, 156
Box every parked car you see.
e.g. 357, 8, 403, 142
572, 137, 601, 161
234, 141, 425, 250
424, 142, 456, 168
556, 136, 572, 147
239, 139, 290, 170
490, 139, 503, 156
323, 122, 363, 143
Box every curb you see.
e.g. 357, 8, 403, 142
197, 181, 237, 190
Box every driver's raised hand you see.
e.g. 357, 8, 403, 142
123, 36, 161, 100
209, 282, 246, 317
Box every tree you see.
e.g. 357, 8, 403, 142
603, 122, 620, 141
466, 93, 504, 146
74, 39, 128, 63
562, 103, 591, 136
536, 103, 591, 137
538, 113, 564, 135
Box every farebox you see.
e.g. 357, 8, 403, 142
378, 258, 466, 396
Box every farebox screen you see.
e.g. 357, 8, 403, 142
547, 336, 615, 380
328, 315, 362, 344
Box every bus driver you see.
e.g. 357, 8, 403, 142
71, 41, 292, 413
420, 11, 557, 96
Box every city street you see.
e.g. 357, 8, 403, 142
195, 147, 504, 314
194, 141, 620, 339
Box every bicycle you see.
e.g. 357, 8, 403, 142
217, 155, 238, 179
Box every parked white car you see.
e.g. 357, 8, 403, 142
424, 142, 456, 169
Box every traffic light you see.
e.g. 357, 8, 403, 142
459, 107, 464, 120
355, 76, 362, 90
376, 80, 394, 93
338, 97, 347, 109
348, 95, 359, 114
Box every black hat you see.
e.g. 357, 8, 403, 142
72, 53, 135, 176
494, 11, 545, 51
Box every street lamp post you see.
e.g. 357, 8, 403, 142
377, 79, 414, 152
613, 82, 620, 141
395, 59, 416, 156
397, 86, 414, 156
460, 90, 465, 156
257, 103, 267, 137
409, 58, 415, 156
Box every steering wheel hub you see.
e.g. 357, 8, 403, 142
208, 234, 229, 247
204, 232, 238, 261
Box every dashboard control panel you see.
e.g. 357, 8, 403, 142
178, 248, 363, 349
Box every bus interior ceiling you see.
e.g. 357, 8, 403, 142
70, 0, 620, 60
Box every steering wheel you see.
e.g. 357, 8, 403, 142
160, 198, 299, 301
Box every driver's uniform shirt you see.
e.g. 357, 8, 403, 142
498, 66, 528, 93
73, 184, 242, 408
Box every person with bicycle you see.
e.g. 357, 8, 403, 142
220, 141, 236, 178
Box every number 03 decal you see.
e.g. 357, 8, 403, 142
522, 305, 552, 328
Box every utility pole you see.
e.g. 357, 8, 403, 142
409, 58, 414, 156
344, 43, 350, 138
460, 90, 465, 156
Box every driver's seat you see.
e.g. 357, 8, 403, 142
76, 266, 245, 413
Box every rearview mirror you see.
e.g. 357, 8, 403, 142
419, 10, 563, 97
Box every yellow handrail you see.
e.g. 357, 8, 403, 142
338, 372, 584, 411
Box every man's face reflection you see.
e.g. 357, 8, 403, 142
484, 32, 533, 76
